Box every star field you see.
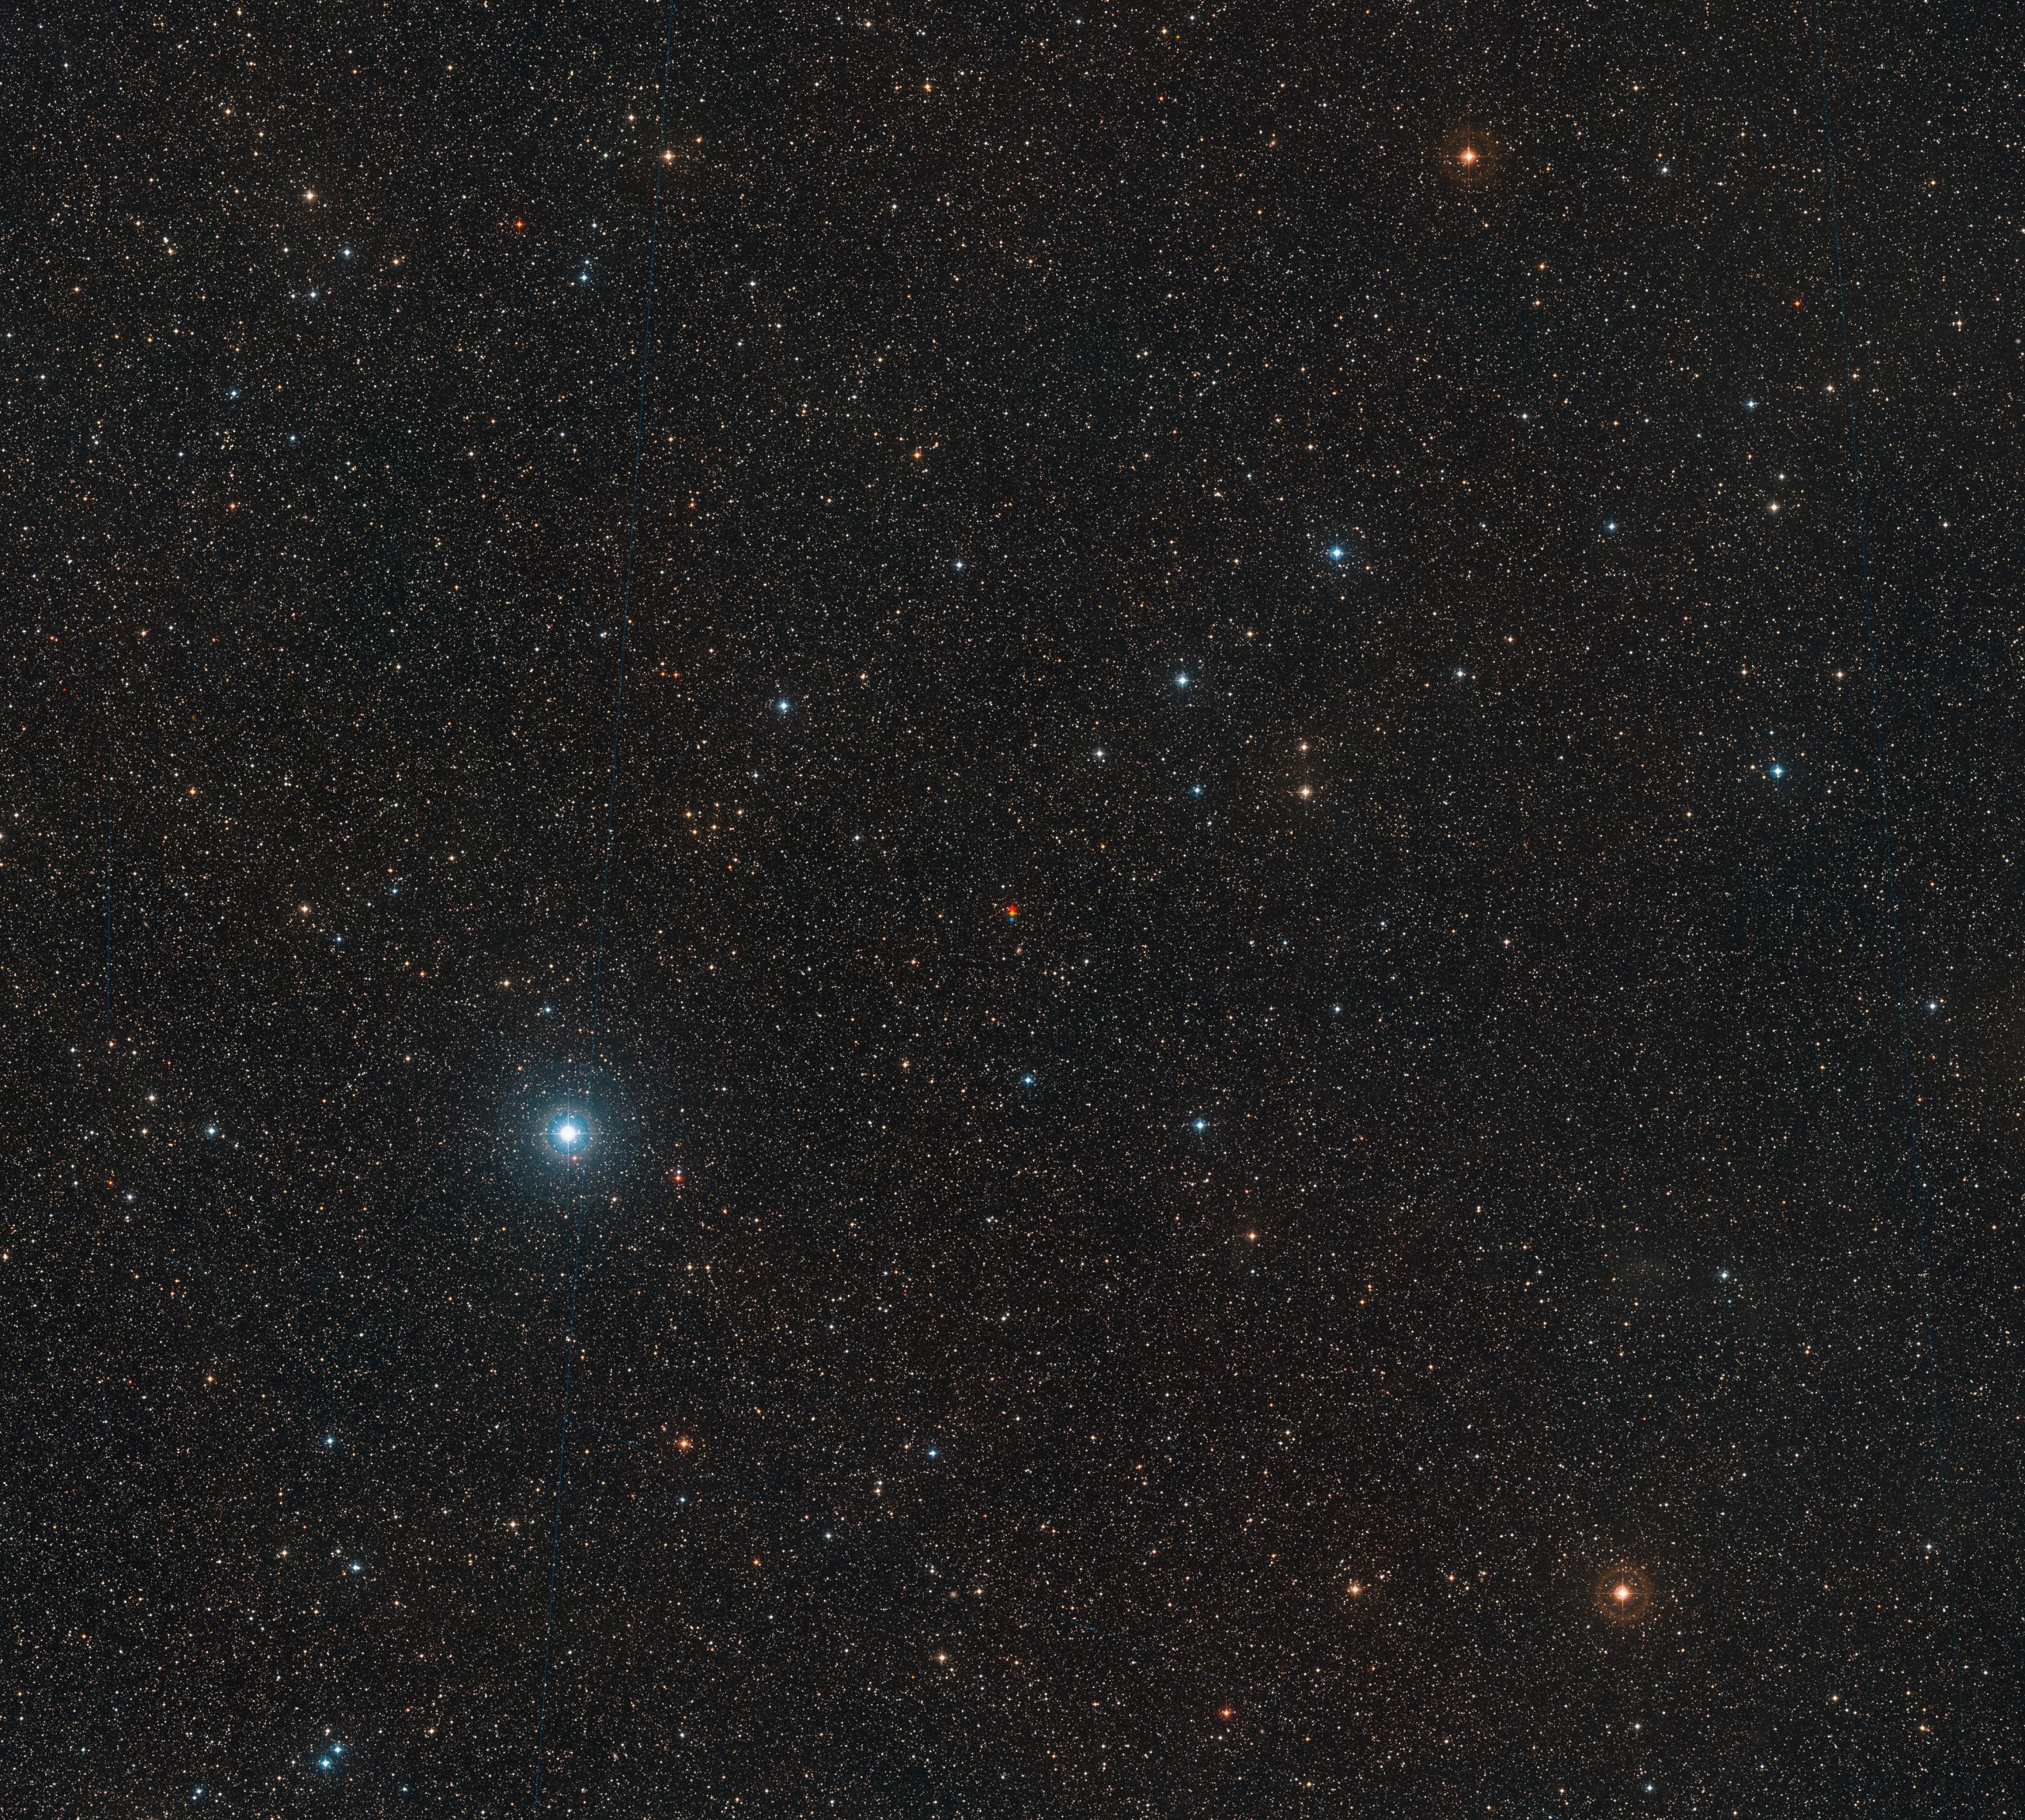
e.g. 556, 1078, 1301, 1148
8, 1, 2025, 1814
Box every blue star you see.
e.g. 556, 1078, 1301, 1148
550, 1117, 585, 1152
1767, 762, 1785, 779
774, 697, 792, 713
1175, 672, 1191, 688
1191, 1117, 1209, 1133
323, 1433, 338, 1448
1327, 544, 1346, 562
1020, 1072, 1036, 1087
1190, 782, 1205, 796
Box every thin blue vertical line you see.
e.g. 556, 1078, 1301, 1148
1808, 3, 1971, 1803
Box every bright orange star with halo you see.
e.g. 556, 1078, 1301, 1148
1593, 1562, 1654, 1622
1440, 127, 1501, 184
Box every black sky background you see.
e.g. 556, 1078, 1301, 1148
8, 0, 2024, 1813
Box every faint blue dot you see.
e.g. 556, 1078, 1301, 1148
1190, 782, 1205, 796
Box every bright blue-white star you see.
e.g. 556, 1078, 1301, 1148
1768, 762, 1785, 779
1327, 544, 1347, 562
1175, 672, 1191, 688
1191, 1116, 1209, 1133
774, 697, 792, 714
550, 1117, 585, 1152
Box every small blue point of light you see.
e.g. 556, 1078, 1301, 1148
1191, 1117, 1209, 1133
1603, 520, 1619, 534
1190, 782, 1205, 796
1020, 1072, 1036, 1087
1768, 763, 1785, 779
925, 1445, 940, 1459
1327, 544, 1346, 562
323, 1434, 338, 1447
775, 698, 792, 713
1175, 672, 1191, 688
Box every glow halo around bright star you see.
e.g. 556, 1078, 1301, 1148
496, 1059, 643, 1201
